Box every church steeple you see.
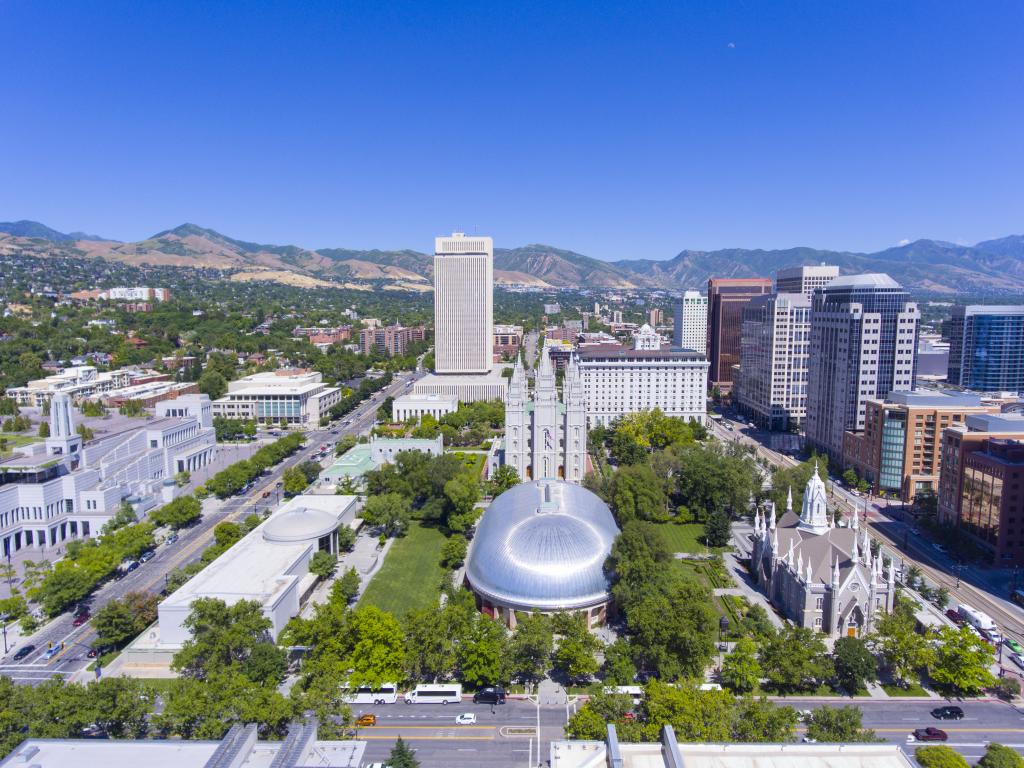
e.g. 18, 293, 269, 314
797, 463, 830, 535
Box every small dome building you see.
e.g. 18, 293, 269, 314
465, 480, 619, 627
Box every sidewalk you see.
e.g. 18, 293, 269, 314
720, 551, 784, 629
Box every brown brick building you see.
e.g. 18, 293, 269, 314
706, 277, 772, 393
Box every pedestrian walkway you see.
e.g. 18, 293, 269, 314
720, 551, 784, 629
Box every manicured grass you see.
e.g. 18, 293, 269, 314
358, 523, 447, 617
0, 432, 39, 460
653, 522, 727, 554
883, 682, 929, 697
452, 451, 485, 478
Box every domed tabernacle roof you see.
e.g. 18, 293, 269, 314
263, 506, 338, 543
465, 480, 619, 611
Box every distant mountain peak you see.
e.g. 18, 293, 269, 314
0, 219, 108, 242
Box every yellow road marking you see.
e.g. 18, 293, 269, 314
366, 725, 496, 730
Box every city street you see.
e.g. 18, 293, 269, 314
0, 369, 421, 685
347, 699, 544, 768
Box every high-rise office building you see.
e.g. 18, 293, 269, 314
775, 265, 840, 298
673, 291, 707, 354
946, 305, 1024, 393
805, 274, 920, 461
433, 232, 494, 374
736, 293, 811, 431
706, 278, 772, 392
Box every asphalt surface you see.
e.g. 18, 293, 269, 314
349, 699, 543, 768
0, 369, 421, 686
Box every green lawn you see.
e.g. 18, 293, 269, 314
653, 522, 728, 554
452, 452, 485, 478
0, 432, 39, 460
358, 523, 447, 617
882, 682, 929, 697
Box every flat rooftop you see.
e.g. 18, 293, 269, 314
965, 413, 1024, 433
883, 389, 984, 408
576, 344, 708, 362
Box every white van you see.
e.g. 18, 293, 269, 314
404, 683, 463, 705
603, 686, 643, 707
344, 683, 398, 705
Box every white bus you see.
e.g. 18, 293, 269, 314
404, 683, 463, 705
344, 683, 399, 705
603, 686, 643, 707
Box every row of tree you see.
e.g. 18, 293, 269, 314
202, 432, 305, 498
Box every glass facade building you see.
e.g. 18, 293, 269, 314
947, 305, 1024, 393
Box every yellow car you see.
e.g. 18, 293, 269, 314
355, 714, 377, 727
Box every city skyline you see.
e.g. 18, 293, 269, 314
2, 1, 1022, 261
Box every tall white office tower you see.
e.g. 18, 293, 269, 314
673, 291, 708, 353
775, 265, 840, 298
434, 232, 494, 374
805, 274, 919, 462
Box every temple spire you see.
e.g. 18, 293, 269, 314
832, 555, 840, 585
768, 502, 776, 530
786, 485, 793, 513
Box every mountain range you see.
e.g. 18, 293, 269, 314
2, 219, 1023, 295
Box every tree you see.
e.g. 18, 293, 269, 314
759, 626, 833, 693
88, 677, 153, 738
487, 464, 520, 497
308, 550, 337, 580
92, 591, 159, 648
297, 460, 322, 484
721, 637, 761, 694
977, 743, 1024, 768
336, 524, 356, 552
610, 429, 647, 465
993, 677, 1021, 700
552, 615, 602, 684
37, 420, 49, 437
102, 501, 137, 533
842, 468, 859, 487
345, 606, 406, 688
832, 636, 876, 693
388, 736, 420, 768
914, 746, 970, 768
731, 697, 798, 743
601, 637, 637, 686
506, 613, 553, 684
332, 567, 360, 604
440, 535, 467, 569
458, 615, 508, 688
703, 507, 731, 547
156, 672, 294, 739
443, 474, 481, 532
609, 464, 668, 524
172, 598, 286, 685
929, 625, 996, 696
150, 495, 201, 529
806, 705, 877, 742
198, 370, 228, 400
282, 465, 309, 496
362, 492, 412, 537
871, 607, 933, 686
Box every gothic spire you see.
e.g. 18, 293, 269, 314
786, 485, 793, 513
768, 501, 776, 530
832, 554, 840, 585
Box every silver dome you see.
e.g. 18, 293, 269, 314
466, 480, 620, 611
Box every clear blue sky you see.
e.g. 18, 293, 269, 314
2, 1, 1021, 260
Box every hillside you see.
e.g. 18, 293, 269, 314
3, 219, 1023, 294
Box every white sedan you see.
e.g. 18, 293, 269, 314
455, 713, 477, 725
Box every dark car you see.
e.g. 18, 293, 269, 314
86, 646, 109, 659
72, 611, 90, 627
12, 645, 35, 661
913, 727, 948, 742
473, 687, 506, 705
166, 533, 178, 545
945, 609, 964, 625
931, 706, 964, 720
139, 550, 155, 563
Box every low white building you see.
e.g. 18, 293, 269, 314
156, 494, 358, 646
551, 726, 913, 768
7, 365, 143, 407
575, 333, 709, 427
412, 368, 508, 403
2, 722, 365, 768
391, 392, 458, 422
212, 370, 341, 427
0, 394, 216, 558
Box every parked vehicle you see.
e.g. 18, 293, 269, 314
1005, 638, 1024, 655
345, 683, 399, 705
930, 706, 963, 720
354, 714, 376, 727
455, 713, 477, 725
1009, 653, 1024, 670
404, 684, 462, 705
913, 727, 948, 742
945, 609, 964, 625
117, 560, 139, 575
958, 604, 998, 635
473, 687, 506, 705
139, 550, 155, 563
166, 533, 179, 545
72, 611, 90, 627
12, 645, 35, 661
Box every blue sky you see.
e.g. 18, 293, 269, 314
1, 1, 1021, 260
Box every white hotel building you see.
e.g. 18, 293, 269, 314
673, 290, 708, 354
575, 326, 709, 427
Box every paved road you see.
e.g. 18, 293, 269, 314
0, 369, 421, 685
350, 699, 541, 768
